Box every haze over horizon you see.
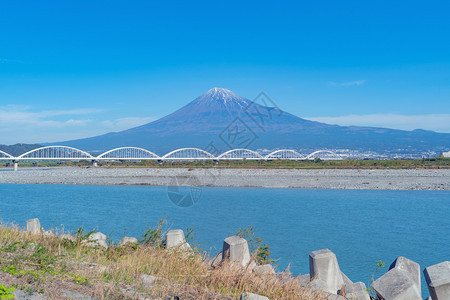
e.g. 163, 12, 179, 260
1, 1, 450, 144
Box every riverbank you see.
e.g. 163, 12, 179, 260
0, 167, 449, 190
0, 219, 324, 300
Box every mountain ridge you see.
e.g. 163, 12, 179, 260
54, 88, 450, 155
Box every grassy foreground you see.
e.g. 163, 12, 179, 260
0, 223, 325, 300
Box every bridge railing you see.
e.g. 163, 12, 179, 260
1, 146, 343, 170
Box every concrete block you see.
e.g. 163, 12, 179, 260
166, 229, 186, 249
140, 274, 158, 287
88, 232, 108, 249
296, 273, 310, 286
373, 267, 421, 300
344, 281, 370, 300
247, 261, 257, 273
43, 230, 54, 237
210, 252, 223, 268
325, 293, 345, 300
120, 236, 138, 245
239, 292, 269, 300
253, 264, 275, 275
341, 271, 353, 286
390, 256, 421, 296
309, 249, 344, 294
424, 261, 450, 300
61, 233, 75, 241
26, 218, 42, 234
222, 235, 251, 267
310, 278, 328, 292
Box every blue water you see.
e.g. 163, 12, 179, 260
1, 183, 449, 297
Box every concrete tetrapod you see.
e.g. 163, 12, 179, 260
372, 256, 421, 300
222, 235, 251, 268
344, 281, 370, 300
253, 264, 275, 275
424, 261, 450, 300
309, 249, 344, 294
26, 218, 42, 234
166, 229, 191, 251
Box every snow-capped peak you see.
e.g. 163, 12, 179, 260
204, 87, 242, 103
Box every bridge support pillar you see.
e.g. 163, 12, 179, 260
92, 160, 98, 167
13, 160, 18, 171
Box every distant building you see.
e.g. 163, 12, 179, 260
443, 151, 450, 158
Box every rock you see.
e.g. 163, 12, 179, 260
97, 265, 111, 273
239, 292, 269, 300
140, 274, 158, 287
373, 268, 421, 300
166, 229, 191, 250
344, 281, 370, 300
222, 235, 251, 267
253, 264, 275, 275
87, 232, 108, 249
423, 261, 450, 300
62, 290, 97, 299
120, 236, 138, 245
309, 249, 344, 294
26, 218, 42, 234
13, 289, 48, 299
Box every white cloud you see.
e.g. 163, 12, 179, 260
328, 80, 366, 87
306, 113, 450, 133
0, 106, 99, 128
0, 105, 156, 144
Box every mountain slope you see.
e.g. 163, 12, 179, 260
55, 88, 450, 155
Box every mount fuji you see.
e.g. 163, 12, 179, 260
55, 88, 450, 155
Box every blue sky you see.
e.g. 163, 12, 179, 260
1, 0, 449, 144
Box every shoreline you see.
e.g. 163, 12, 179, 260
0, 167, 449, 190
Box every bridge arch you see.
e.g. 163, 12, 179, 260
162, 148, 215, 160
17, 146, 94, 160
217, 149, 263, 160
0, 150, 14, 159
264, 149, 305, 160
97, 147, 160, 160
305, 150, 342, 160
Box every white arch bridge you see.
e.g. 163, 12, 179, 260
0, 146, 343, 170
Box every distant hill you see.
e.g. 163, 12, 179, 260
0, 143, 42, 157
54, 88, 450, 155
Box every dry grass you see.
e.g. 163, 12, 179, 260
0, 224, 327, 299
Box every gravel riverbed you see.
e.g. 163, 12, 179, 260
0, 167, 449, 190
